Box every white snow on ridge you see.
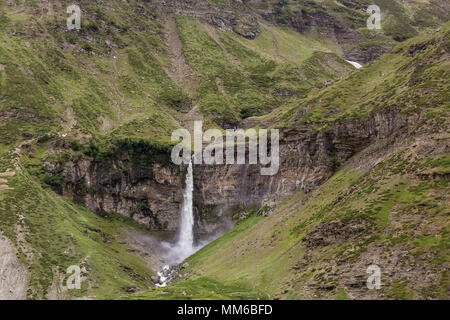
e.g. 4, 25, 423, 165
345, 60, 363, 69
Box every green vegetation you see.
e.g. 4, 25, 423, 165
168, 145, 449, 299
0, 154, 156, 299
0, 0, 448, 300
149, 25, 449, 299
130, 277, 267, 300
269, 23, 450, 130
175, 15, 352, 124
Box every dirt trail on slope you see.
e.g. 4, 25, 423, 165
264, 26, 294, 64
0, 232, 29, 300
0, 171, 15, 190
164, 15, 198, 95
201, 22, 244, 70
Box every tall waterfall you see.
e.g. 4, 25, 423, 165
156, 161, 195, 287
156, 160, 228, 287
175, 160, 195, 258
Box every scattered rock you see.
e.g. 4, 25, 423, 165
302, 219, 371, 249
405, 40, 434, 57
151, 275, 160, 284
123, 286, 141, 293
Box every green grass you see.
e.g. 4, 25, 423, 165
175, 15, 352, 124
387, 279, 414, 300
269, 22, 450, 130
0, 153, 157, 299
1, 0, 449, 300
334, 288, 348, 300
155, 144, 449, 299
0, 1, 181, 145
129, 277, 266, 300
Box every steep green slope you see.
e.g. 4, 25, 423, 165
0, 0, 354, 145
249, 0, 449, 59
175, 15, 353, 126
0, 150, 161, 299
189, 144, 447, 298
1, 0, 446, 143
138, 134, 448, 300
255, 22, 449, 130
0, 0, 182, 144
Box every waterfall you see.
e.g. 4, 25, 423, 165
155, 160, 226, 287
156, 161, 196, 287
161, 160, 196, 264
175, 160, 195, 257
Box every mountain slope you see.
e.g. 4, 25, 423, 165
0, 152, 166, 299
0, 0, 356, 143
2, 0, 448, 142
0, 0, 449, 300
133, 23, 449, 300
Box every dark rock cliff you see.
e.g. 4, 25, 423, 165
43, 152, 185, 231
193, 106, 416, 226
43, 106, 417, 239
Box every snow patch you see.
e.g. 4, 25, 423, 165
345, 60, 363, 69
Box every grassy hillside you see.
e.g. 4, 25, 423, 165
175, 15, 353, 126
134, 141, 448, 299
0, 0, 358, 299
254, 22, 449, 130
137, 130, 449, 300
1, 0, 446, 143
0, 149, 162, 299
171, 142, 450, 299
133, 24, 450, 300
0, 0, 448, 300
0, 0, 355, 146
0, 0, 182, 144
250, 0, 449, 42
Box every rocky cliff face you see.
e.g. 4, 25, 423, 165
154, 0, 260, 39
43, 154, 184, 231
193, 106, 415, 227
43, 106, 415, 237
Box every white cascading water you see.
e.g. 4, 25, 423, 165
173, 160, 195, 258
156, 160, 195, 287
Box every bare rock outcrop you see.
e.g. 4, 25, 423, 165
43, 154, 185, 232
193, 106, 415, 227
42, 107, 417, 239
0, 233, 29, 300
302, 219, 371, 249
